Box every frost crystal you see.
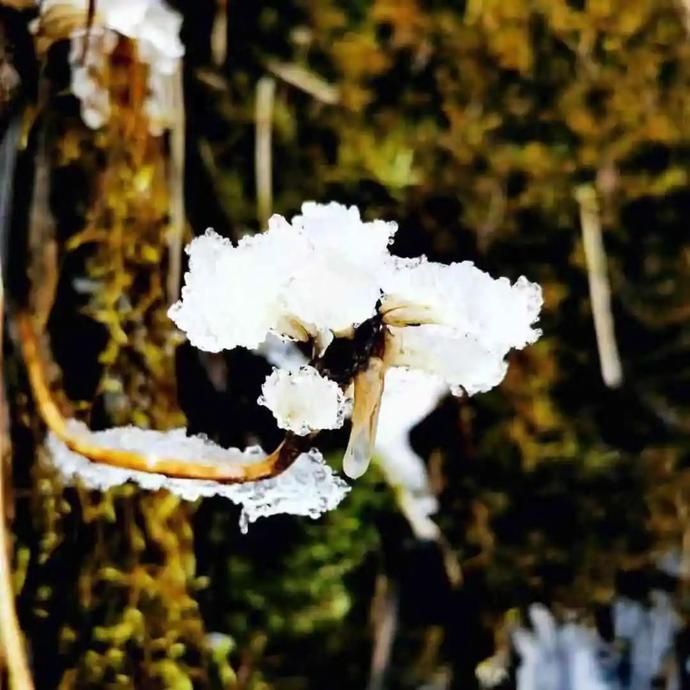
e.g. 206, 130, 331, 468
613, 591, 679, 690
169, 201, 542, 484
259, 366, 348, 435
169, 202, 397, 350
47, 421, 350, 532
382, 258, 542, 397
38, 0, 184, 133
69, 30, 117, 129
386, 325, 509, 396
168, 229, 292, 352
171, 202, 541, 401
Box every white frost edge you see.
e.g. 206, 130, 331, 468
46, 421, 350, 533
258, 366, 349, 435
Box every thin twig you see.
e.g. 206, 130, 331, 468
16, 311, 302, 483
166, 62, 186, 305
255, 77, 275, 228
576, 185, 623, 388
0, 278, 35, 690
264, 60, 339, 104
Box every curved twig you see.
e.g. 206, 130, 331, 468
16, 311, 303, 483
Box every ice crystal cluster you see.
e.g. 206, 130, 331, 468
50, 202, 541, 530
258, 366, 349, 435
48, 422, 349, 533
38, 0, 184, 132
170, 201, 542, 449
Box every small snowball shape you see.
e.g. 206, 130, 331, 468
259, 366, 348, 435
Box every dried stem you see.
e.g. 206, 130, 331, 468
576, 185, 623, 388
0, 283, 35, 690
343, 355, 387, 479
166, 62, 186, 305
255, 76, 275, 228
264, 60, 339, 104
16, 311, 302, 483
211, 0, 228, 67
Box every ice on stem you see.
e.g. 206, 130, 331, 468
47, 422, 350, 531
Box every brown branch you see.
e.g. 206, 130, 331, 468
16, 311, 303, 483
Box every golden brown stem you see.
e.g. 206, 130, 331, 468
343, 355, 387, 479
0, 287, 35, 690
16, 311, 301, 483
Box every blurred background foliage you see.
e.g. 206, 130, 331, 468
4, 0, 690, 688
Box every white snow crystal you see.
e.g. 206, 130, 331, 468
68, 29, 117, 130
169, 203, 398, 350
381, 257, 543, 353
37, 0, 184, 133
258, 366, 348, 435
282, 203, 395, 338
386, 325, 509, 396
168, 229, 295, 352
171, 202, 541, 403
46, 421, 350, 532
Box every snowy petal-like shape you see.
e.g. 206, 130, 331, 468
45, 0, 185, 65
39, 0, 184, 133
68, 30, 117, 130
172, 203, 398, 351
387, 325, 509, 396
134, 0, 184, 71
46, 421, 349, 532
259, 366, 348, 435
293, 201, 396, 267
382, 258, 543, 354
168, 229, 297, 352
282, 254, 381, 337
281, 202, 396, 338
